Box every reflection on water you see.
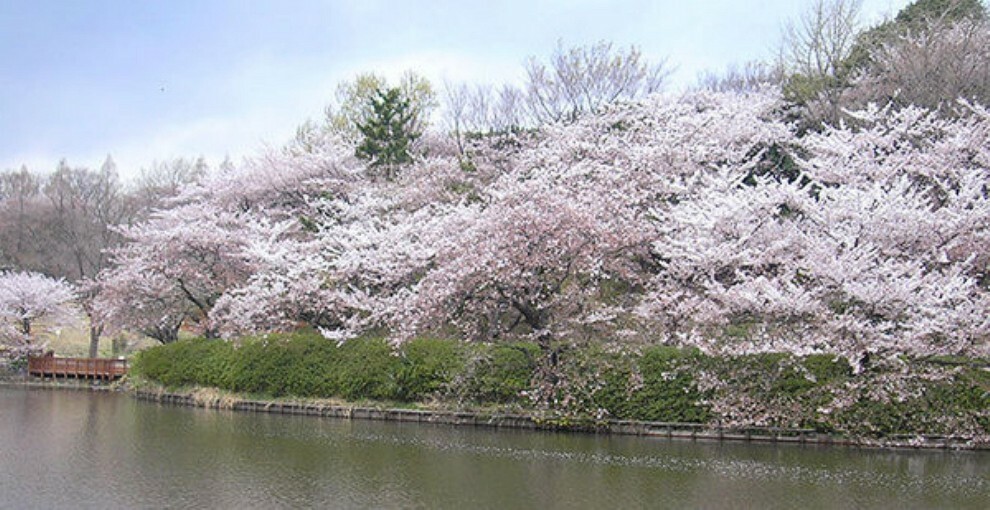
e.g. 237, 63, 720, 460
1, 387, 988, 509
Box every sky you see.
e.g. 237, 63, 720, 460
0, 0, 910, 181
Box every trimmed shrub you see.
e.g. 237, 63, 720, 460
455, 342, 540, 404
222, 332, 339, 397
330, 336, 402, 401
225, 335, 293, 396
633, 346, 710, 422
396, 337, 465, 401
131, 335, 989, 439
803, 354, 852, 384
132, 338, 234, 388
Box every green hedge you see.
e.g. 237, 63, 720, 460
451, 342, 542, 404
134, 334, 545, 405
133, 333, 472, 402
131, 337, 233, 388
634, 346, 709, 422
131, 335, 990, 438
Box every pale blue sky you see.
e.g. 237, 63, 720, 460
0, 0, 908, 180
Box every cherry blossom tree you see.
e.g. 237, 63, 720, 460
94, 202, 257, 341
301, 91, 793, 395
638, 98, 990, 366
92, 81, 990, 376
96, 128, 372, 342
845, 17, 990, 114
0, 271, 76, 357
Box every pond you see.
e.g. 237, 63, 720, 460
1, 386, 988, 509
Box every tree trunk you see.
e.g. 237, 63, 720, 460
510, 299, 565, 406
20, 318, 31, 342
87, 324, 102, 358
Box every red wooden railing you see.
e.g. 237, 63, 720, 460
27, 353, 128, 380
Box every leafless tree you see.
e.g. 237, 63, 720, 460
696, 60, 786, 92
782, 0, 863, 78
441, 81, 474, 157
524, 41, 670, 124
491, 85, 527, 132
442, 82, 529, 157
1, 158, 140, 357
780, 0, 864, 125
43, 157, 136, 356
133, 156, 208, 212
42, 159, 121, 280
0, 167, 43, 271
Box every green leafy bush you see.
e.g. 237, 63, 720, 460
632, 346, 710, 422
131, 335, 989, 439
803, 354, 852, 384
224, 336, 289, 395
589, 357, 636, 418
222, 332, 338, 397
456, 342, 540, 404
396, 337, 465, 401
329, 336, 402, 401
133, 338, 234, 388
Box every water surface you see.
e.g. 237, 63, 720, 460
1, 387, 988, 509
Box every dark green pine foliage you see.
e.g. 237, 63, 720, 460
355, 87, 420, 180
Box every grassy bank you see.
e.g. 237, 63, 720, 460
131, 332, 990, 441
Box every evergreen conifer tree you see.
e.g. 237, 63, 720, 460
355, 87, 419, 180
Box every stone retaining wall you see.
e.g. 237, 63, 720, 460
133, 389, 989, 451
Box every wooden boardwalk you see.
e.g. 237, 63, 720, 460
28, 354, 128, 381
